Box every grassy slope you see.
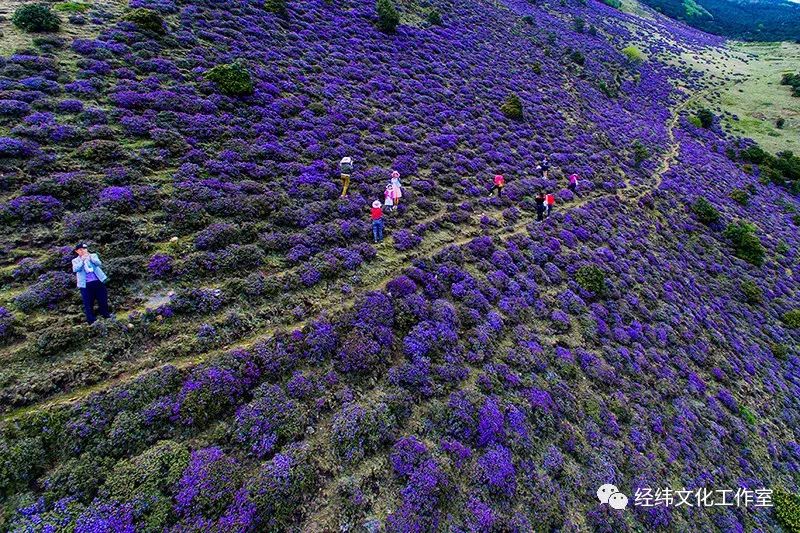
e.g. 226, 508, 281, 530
699, 41, 800, 154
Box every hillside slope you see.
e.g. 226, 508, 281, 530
1, 0, 799, 530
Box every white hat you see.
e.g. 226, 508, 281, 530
372, 200, 381, 208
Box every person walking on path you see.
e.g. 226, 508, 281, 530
340, 156, 353, 197
568, 173, 579, 193
488, 174, 505, 197
540, 158, 550, 179
371, 200, 384, 243
390, 170, 403, 208
545, 192, 555, 217
535, 192, 546, 222
72, 242, 111, 324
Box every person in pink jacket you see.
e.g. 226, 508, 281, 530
568, 173, 578, 193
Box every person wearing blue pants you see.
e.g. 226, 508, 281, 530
72, 242, 111, 324
371, 200, 384, 243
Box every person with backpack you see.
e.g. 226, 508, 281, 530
544, 192, 555, 217
340, 156, 353, 197
371, 200, 384, 243
535, 192, 546, 221
568, 173, 578, 193
390, 170, 403, 208
488, 174, 505, 197
72, 242, 111, 324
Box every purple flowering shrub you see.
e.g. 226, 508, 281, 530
0, 0, 798, 530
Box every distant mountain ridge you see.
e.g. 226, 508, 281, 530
640, 0, 800, 40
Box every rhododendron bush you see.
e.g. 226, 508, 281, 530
0, 0, 798, 529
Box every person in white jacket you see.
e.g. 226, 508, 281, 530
72, 242, 111, 324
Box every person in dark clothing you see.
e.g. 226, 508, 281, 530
535, 192, 546, 221
72, 243, 111, 324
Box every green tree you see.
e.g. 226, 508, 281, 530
500, 93, 524, 120
376, 0, 399, 33
696, 108, 714, 128
691, 197, 720, 224
723, 221, 765, 266
12, 4, 61, 32
265, 0, 288, 15
631, 140, 649, 166
123, 8, 165, 34
205, 61, 254, 96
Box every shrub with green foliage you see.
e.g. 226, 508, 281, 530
781, 72, 800, 97
777, 117, 786, 129
631, 140, 649, 166
531, 61, 542, 74
775, 488, 800, 532
54, 2, 91, 13
500, 93, 524, 120
770, 343, 790, 360
570, 50, 585, 66
782, 309, 800, 328
603, 0, 622, 7
691, 197, 720, 225
696, 108, 714, 128
205, 61, 254, 96
426, 8, 442, 25
573, 17, 585, 33
12, 4, 61, 33
376, 0, 399, 33
730, 188, 749, 205
101, 441, 190, 531
739, 280, 762, 304
621, 45, 646, 63
738, 405, 757, 425
264, 0, 288, 16
723, 221, 765, 266
123, 8, 165, 34
576, 265, 606, 296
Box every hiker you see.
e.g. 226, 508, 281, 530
545, 192, 555, 217
568, 173, 578, 193
488, 174, 505, 197
72, 242, 111, 324
339, 156, 353, 197
371, 200, 384, 243
540, 158, 550, 179
384, 183, 395, 212
390, 170, 403, 208
535, 192, 546, 221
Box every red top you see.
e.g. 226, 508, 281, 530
371, 207, 383, 220
494, 175, 505, 186
546, 194, 555, 205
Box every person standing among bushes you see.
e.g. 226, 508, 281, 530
390, 170, 403, 208
72, 243, 111, 324
535, 192, 546, 221
545, 192, 555, 217
540, 157, 550, 179
384, 183, 395, 212
371, 201, 384, 243
568, 173, 579, 193
488, 174, 505, 197
340, 156, 353, 197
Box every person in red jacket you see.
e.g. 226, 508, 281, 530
545, 192, 555, 217
488, 174, 505, 197
371, 200, 384, 243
